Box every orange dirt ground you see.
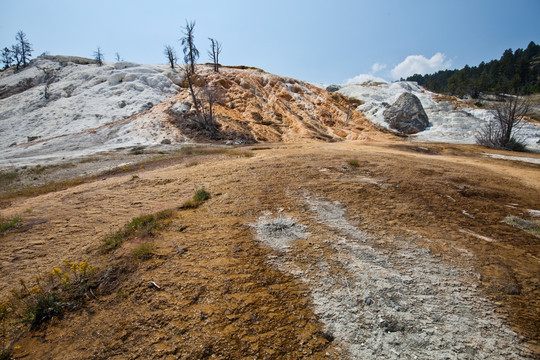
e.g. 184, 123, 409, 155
0, 140, 539, 359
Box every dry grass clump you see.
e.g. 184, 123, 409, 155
101, 209, 175, 253
131, 242, 156, 260
180, 146, 229, 156
0, 178, 86, 202
0, 171, 18, 188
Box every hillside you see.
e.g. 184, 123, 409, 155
0, 56, 382, 168
335, 81, 540, 151
0, 56, 540, 359
2, 55, 540, 172
406, 41, 540, 96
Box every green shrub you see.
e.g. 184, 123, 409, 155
193, 188, 210, 203
0, 217, 21, 235
0, 302, 11, 360
101, 210, 175, 253
22, 290, 62, 329
181, 188, 211, 209
347, 160, 360, 168
505, 138, 527, 152
8, 261, 97, 330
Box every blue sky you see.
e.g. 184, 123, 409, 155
1, 0, 538, 84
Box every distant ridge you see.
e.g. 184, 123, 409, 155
407, 41, 540, 97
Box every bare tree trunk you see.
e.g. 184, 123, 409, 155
181, 21, 199, 75
164, 45, 176, 69
208, 38, 222, 72
11, 44, 21, 70
183, 65, 202, 117
37, 66, 56, 100
94, 47, 104, 66
495, 96, 528, 145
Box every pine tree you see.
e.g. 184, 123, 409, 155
1, 48, 13, 70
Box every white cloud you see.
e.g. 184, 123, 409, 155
345, 73, 388, 84
371, 62, 387, 74
346, 62, 389, 84
390, 53, 451, 80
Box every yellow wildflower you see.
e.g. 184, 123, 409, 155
14, 345, 21, 350
70, 262, 78, 272
52, 268, 62, 277
79, 261, 89, 273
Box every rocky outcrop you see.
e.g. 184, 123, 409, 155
383, 92, 429, 134
325, 85, 341, 92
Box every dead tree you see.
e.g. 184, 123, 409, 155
208, 38, 222, 72
199, 83, 223, 136
93, 47, 104, 66
15, 30, 32, 68
180, 20, 199, 75
11, 44, 22, 70
180, 21, 202, 122
163, 45, 176, 69
182, 64, 202, 122
36, 65, 56, 99
476, 96, 531, 151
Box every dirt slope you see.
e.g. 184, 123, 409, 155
141, 65, 383, 144
0, 141, 538, 359
1, 60, 388, 168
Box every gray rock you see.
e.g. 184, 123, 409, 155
364, 294, 374, 305
383, 92, 429, 134
169, 102, 191, 116
326, 85, 341, 92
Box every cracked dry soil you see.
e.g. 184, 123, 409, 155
0, 141, 539, 359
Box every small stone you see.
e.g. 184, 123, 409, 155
364, 294, 374, 305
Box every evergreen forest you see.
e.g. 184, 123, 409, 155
406, 41, 540, 97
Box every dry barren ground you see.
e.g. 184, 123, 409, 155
0, 141, 539, 359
